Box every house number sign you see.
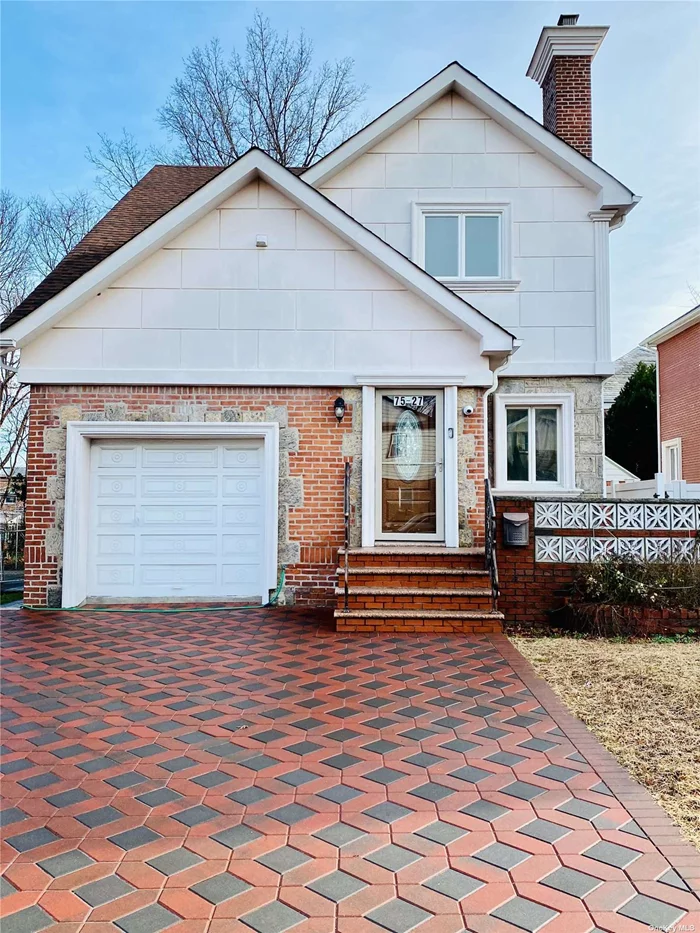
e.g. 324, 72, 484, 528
393, 395, 424, 408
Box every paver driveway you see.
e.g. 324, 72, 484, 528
1, 609, 698, 933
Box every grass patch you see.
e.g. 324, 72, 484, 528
511, 635, 700, 849
0, 591, 23, 605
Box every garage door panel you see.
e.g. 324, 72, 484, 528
97, 506, 137, 526
97, 447, 137, 468
222, 476, 261, 498
141, 534, 218, 556
141, 505, 218, 526
96, 535, 136, 556
89, 439, 267, 600
97, 476, 137, 497
142, 447, 219, 468
141, 476, 218, 497
96, 565, 135, 586
140, 565, 217, 586
222, 564, 260, 584
223, 446, 262, 468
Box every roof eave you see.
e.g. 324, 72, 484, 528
644, 305, 700, 346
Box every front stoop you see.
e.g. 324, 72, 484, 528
334, 546, 503, 634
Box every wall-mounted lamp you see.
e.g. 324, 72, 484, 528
334, 397, 346, 423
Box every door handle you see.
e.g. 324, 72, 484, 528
437, 459, 444, 473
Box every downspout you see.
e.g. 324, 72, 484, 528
653, 345, 661, 474
483, 348, 517, 480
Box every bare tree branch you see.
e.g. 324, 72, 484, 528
86, 130, 154, 202
25, 191, 102, 279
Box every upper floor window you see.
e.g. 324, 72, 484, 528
413, 203, 516, 290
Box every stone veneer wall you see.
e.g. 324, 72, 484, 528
494, 376, 605, 496
25, 384, 487, 608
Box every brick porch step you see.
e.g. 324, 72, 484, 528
336, 567, 491, 588
334, 608, 504, 634
334, 586, 494, 611
338, 546, 485, 570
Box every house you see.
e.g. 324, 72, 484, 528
2, 15, 639, 627
604, 456, 639, 492
603, 345, 656, 410
645, 304, 700, 483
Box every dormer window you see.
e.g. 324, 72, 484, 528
413, 202, 517, 292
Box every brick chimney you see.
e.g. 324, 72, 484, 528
527, 14, 608, 158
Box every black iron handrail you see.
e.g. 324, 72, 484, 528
343, 460, 350, 611
484, 477, 500, 608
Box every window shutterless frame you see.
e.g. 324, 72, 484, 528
493, 393, 577, 493
411, 202, 514, 287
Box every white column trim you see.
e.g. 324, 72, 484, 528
62, 421, 279, 609
361, 386, 376, 548
589, 209, 616, 365
444, 386, 459, 547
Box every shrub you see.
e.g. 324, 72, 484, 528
563, 553, 700, 636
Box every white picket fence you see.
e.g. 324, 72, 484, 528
613, 473, 700, 500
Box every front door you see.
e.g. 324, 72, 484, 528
376, 390, 444, 541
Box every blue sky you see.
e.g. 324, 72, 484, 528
2, 1, 699, 355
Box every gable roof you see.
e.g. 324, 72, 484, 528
302, 62, 638, 219
644, 304, 700, 347
3, 148, 514, 356
3, 166, 225, 331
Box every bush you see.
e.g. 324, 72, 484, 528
563, 554, 700, 636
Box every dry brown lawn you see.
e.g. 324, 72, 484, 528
511, 636, 700, 849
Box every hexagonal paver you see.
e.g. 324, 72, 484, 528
115, 903, 179, 933
1, 905, 53, 933
317, 784, 362, 804
268, 803, 315, 826
314, 822, 365, 847
321, 753, 361, 770
617, 894, 686, 929
365, 844, 421, 872
241, 900, 307, 933
256, 846, 311, 874
491, 896, 559, 932
191, 872, 250, 904
423, 868, 483, 900
584, 841, 642, 869
517, 819, 571, 844
366, 767, 406, 785
501, 781, 547, 801
148, 848, 203, 876
541, 866, 602, 898
76, 874, 135, 907
212, 824, 262, 850
556, 799, 605, 821
172, 804, 221, 827
364, 802, 413, 824
38, 849, 94, 878
6, 828, 59, 852
416, 820, 467, 845
474, 842, 531, 871
449, 765, 492, 784
366, 898, 433, 933
461, 800, 510, 823
308, 869, 367, 902
76, 805, 123, 828
409, 782, 454, 802
535, 765, 579, 783
109, 827, 161, 850
136, 788, 182, 808
228, 786, 271, 806
46, 788, 91, 808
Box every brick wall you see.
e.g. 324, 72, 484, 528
657, 322, 700, 482
25, 385, 486, 608
495, 497, 700, 626
541, 57, 593, 158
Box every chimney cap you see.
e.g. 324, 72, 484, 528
557, 13, 579, 26
527, 22, 609, 85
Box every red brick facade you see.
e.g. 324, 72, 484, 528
657, 321, 700, 482
542, 57, 593, 158
25, 385, 487, 609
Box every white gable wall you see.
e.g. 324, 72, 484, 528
21, 181, 491, 385
320, 93, 604, 375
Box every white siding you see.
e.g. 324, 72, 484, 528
320, 92, 603, 373
28, 181, 491, 384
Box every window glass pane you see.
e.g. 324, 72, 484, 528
535, 408, 558, 482
464, 215, 500, 277
506, 408, 529, 482
424, 215, 459, 277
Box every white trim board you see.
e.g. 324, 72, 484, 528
62, 421, 279, 608
303, 62, 637, 217
5, 149, 513, 358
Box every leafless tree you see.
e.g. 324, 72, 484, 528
86, 130, 154, 203
25, 191, 102, 278
0, 190, 100, 502
88, 11, 367, 199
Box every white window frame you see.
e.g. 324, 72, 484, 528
412, 201, 518, 292
662, 437, 682, 482
494, 393, 577, 493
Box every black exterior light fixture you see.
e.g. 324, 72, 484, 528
334, 397, 346, 423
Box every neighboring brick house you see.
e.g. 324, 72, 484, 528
645, 304, 700, 484
2, 16, 640, 628
603, 344, 656, 410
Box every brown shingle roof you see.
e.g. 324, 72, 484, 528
3, 164, 227, 330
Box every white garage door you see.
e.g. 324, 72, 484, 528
88, 439, 266, 600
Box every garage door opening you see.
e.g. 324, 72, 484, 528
62, 423, 279, 608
